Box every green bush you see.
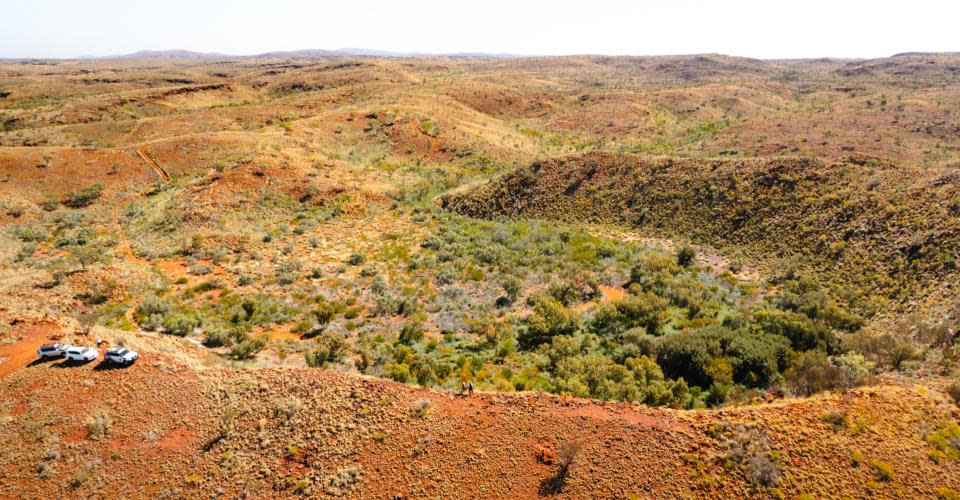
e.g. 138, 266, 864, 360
501, 276, 523, 303
347, 253, 365, 266
677, 246, 696, 267
302, 303, 335, 337
62, 183, 104, 208
590, 293, 668, 339
162, 313, 201, 337
398, 319, 425, 345
753, 308, 838, 353
134, 293, 171, 331
869, 459, 894, 482
926, 421, 960, 461
519, 295, 579, 349
384, 362, 411, 383
656, 325, 789, 389
410, 354, 439, 385
230, 336, 267, 360
948, 382, 960, 407
784, 351, 842, 396
833, 352, 874, 389
844, 331, 920, 370
203, 327, 237, 347
305, 332, 346, 367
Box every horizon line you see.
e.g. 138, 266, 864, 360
2, 48, 959, 62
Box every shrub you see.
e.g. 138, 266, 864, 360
71, 244, 107, 270
384, 362, 411, 383
501, 276, 523, 303
590, 292, 668, 339
784, 351, 842, 396
677, 246, 696, 267
230, 336, 267, 360
62, 183, 104, 208
435, 266, 456, 285
203, 327, 234, 347
657, 325, 789, 389
725, 425, 780, 487
926, 421, 960, 461
519, 295, 579, 349
409, 354, 440, 385
819, 409, 848, 430
14, 225, 48, 242
86, 410, 112, 440
41, 197, 60, 211
134, 293, 171, 330
304, 332, 345, 367
71, 459, 100, 488
833, 352, 874, 389
412, 399, 433, 418
948, 382, 960, 407
844, 331, 920, 370
163, 313, 201, 337
303, 303, 335, 336
754, 309, 837, 353
398, 319, 425, 345
547, 277, 599, 306
869, 459, 894, 482
556, 440, 582, 473
347, 253, 365, 266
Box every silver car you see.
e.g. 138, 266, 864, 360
36, 343, 69, 359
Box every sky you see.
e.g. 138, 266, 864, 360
1, 0, 957, 59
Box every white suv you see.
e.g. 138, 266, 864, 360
104, 348, 139, 366
64, 346, 98, 362
36, 343, 69, 359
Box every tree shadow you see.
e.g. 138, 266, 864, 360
537, 469, 569, 496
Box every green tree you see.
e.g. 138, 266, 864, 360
519, 295, 579, 349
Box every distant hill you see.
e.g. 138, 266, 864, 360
254, 48, 521, 59
60, 49, 960, 62
93, 48, 521, 60
99, 49, 230, 60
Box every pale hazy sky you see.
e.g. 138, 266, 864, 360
1, 0, 957, 59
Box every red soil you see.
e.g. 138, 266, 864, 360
0, 321, 59, 379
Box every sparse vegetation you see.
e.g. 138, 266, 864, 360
62, 183, 104, 208
724, 425, 780, 487
2, 50, 960, 498
85, 410, 112, 440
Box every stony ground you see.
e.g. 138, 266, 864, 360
2, 317, 959, 498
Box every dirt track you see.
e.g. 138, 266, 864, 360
135, 145, 170, 181
0, 321, 58, 378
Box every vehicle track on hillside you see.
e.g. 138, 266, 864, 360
111, 198, 150, 326
135, 145, 170, 181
